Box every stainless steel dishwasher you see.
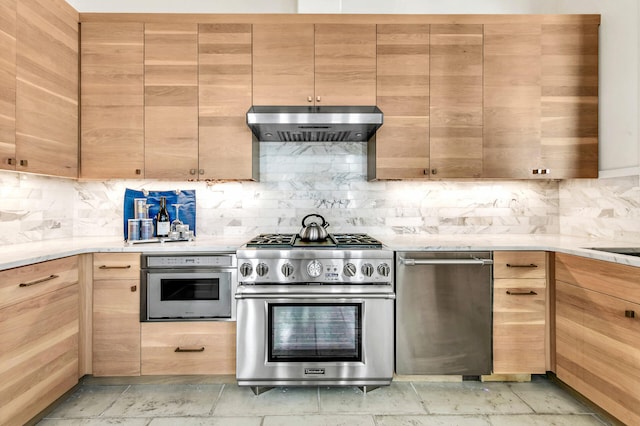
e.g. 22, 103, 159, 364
395, 251, 493, 376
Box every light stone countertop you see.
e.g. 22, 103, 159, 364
2, 233, 640, 271
0, 236, 250, 271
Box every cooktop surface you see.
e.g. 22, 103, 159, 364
246, 233, 383, 249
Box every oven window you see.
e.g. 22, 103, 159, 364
160, 278, 220, 301
268, 303, 362, 362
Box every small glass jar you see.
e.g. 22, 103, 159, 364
127, 219, 140, 241
140, 218, 154, 240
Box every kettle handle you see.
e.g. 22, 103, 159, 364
302, 213, 327, 227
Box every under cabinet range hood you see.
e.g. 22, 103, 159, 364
246, 106, 383, 142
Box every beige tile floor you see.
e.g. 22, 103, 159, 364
38, 375, 615, 426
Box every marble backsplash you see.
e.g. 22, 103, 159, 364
3, 141, 635, 245
559, 175, 640, 241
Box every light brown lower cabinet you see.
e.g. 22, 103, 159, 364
141, 322, 236, 375
92, 253, 141, 376
0, 257, 79, 426
555, 253, 640, 425
492, 251, 547, 374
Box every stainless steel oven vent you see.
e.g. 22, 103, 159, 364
247, 106, 383, 142
277, 130, 352, 142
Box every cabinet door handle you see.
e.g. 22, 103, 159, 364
99, 265, 132, 270
532, 169, 551, 175
199, 169, 205, 175
19, 159, 28, 167
506, 263, 538, 268
175, 346, 205, 353
625, 310, 636, 318
506, 290, 538, 296
7, 158, 15, 165
19, 274, 59, 287
307, 96, 313, 102
135, 169, 142, 175
431, 168, 437, 175
130, 285, 137, 292
316, 96, 321, 102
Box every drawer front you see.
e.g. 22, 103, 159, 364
493, 251, 546, 279
556, 280, 640, 425
141, 322, 236, 375
493, 278, 546, 374
93, 253, 140, 280
556, 252, 640, 305
0, 256, 78, 310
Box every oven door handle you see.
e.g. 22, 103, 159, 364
235, 293, 396, 300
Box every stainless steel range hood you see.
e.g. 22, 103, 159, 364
246, 106, 383, 142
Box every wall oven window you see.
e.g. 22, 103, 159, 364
268, 303, 362, 362
161, 278, 219, 301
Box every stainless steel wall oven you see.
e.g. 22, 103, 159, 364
141, 253, 237, 321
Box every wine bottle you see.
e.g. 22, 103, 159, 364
156, 196, 171, 237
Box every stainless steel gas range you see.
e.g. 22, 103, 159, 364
235, 233, 395, 395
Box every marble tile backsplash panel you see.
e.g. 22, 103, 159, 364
0, 142, 562, 245
559, 175, 640, 241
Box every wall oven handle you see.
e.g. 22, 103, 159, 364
399, 257, 493, 266
235, 293, 396, 300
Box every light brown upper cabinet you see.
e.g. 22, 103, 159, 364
0, 0, 16, 172
540, 24, 598, 178
429, 24, 483, 178
373, 24, 430, 180
15, 0, 78, 178
484, 23, 598, 179
199, 23, 256, 180
484, 23, 542, 178
80, 23, 145, 179
253, 24, 376, 106
144, 23, 199, 180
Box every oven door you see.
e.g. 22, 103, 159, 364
143, 269, 233, 320
235, 291, 395, 386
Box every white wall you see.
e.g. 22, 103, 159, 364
66, 0, 556, 14
64, 0, 297, 13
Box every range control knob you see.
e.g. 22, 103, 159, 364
240, 262, 253, 277
281, 263, 294, 277
361, 263, 374, 277
343, 262, 357, 277
307, 260, 323, 278
377, 263, 391, 277
256, 262, 269, 277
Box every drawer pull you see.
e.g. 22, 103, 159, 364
625, 310, 636, 318
506, 290, 538, 296
130, 285, 137, 292
19, 274, 59, 287
99, 265, 132, 270
175, 347, 205, 353
506, 263, 538, 268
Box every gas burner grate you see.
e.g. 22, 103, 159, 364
332, 233, 383, 248
246, 233, 297, 247
245, 233, 383, 249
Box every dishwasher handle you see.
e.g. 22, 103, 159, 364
399, 257, 493, 266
